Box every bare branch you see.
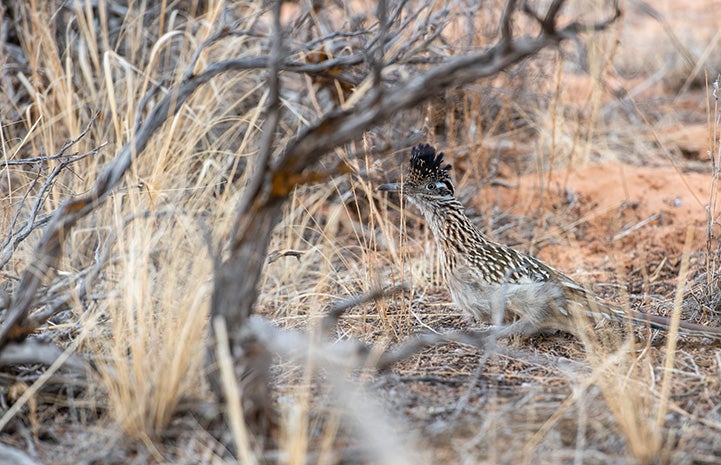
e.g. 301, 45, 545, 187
524, 0, 622, 39
0, 49, 266, 348
182, 27, 264, 82
500, 0, 518, 52
543, 0, 565, 33
375, 329, 495, 370
229, 0, 286, 250
241, 315, 580, 375
371, 0, 389, 91
266, 249, 304, 264
0, 339, 87, 375
0, 143, 105, 270
322, 285, 409, 334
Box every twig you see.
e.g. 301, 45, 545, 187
0, 144, 105, 270
266, 249, 304, 264
612, 213, 660, 241
322, 285, 409, 334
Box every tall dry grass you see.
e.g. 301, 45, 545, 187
2, 0, 272, 441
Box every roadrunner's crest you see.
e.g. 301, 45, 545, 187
408, 144, 452, 188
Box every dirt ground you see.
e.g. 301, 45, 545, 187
502, 160, 717, 282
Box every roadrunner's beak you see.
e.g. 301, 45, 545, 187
377, 182, 401, 193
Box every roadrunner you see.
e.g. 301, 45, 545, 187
379, 144, 721, 340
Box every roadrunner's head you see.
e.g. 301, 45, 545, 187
378, 144, 455, 210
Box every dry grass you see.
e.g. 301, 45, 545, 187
1, 1, 721, 464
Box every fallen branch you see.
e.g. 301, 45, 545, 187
0, 339, 87, 375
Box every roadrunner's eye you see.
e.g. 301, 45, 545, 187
427, 181, 454, 195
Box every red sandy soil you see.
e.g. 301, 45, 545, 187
489, 161, 719, 286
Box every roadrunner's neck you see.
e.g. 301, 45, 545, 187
412, 195, 484, 251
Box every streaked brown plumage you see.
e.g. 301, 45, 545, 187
379, 144, 721, 340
